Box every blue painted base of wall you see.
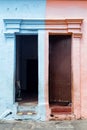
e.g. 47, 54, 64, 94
0, 104, 47, 121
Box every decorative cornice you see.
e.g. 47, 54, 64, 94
4, 19, 83, 38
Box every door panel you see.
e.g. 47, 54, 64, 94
49, 35, 71, 103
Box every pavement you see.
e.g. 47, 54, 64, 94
0, 119, 87, 130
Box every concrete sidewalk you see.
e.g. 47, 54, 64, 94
0, 119, 87, 130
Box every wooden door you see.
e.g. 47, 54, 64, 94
49, 35, 71, 104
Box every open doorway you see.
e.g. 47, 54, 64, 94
49, 35, 72, 114
15, 35, 38, 104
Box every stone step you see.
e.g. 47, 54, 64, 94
18, 105, 37, 112
17, 111, 36, 116
50, 113, 75, 120
51, 106, 71, 114
17, 102, 37, 111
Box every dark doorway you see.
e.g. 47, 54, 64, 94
27, 59, 38, 100
15, 35, 38, 103
49, 35, 71, 109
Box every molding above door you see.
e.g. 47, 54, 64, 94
4, 19, 83, 38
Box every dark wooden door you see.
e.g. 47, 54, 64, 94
49, 35, 71, 104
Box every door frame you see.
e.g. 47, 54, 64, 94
15, 34, 38, 102
4, 19, 82, 120
47, 30, 81, 119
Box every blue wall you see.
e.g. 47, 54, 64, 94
0, 0, 46, 120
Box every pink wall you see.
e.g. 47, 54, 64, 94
46, 0, 87, 119
46, 1, 87, 18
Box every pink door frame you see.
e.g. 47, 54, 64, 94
44, 19, 83, 120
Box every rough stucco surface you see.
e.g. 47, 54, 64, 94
0, 0, 47, 120
46, 0, 87, 119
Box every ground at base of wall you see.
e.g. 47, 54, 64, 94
49, 113, 75, 121
0, 119, 87, 130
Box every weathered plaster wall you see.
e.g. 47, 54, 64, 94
46, 0, 87, 119
0, 0, 47, 120
0, 0, 87, 120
